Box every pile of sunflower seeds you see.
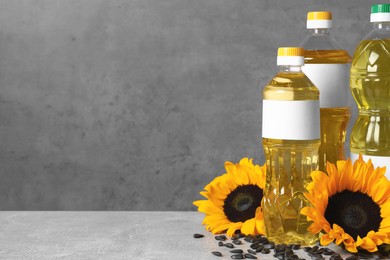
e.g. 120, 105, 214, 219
193, 233, 389, 259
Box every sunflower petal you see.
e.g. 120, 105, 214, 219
308, 223, 324, 234
226, 222, 243, 237
356, 236, 378, 252
320, 234, 334, 245
241, 218, 256, 235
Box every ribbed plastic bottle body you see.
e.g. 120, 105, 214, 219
300, 29, 351, 171
350, 21, 390, 175
262, 67, 320, 245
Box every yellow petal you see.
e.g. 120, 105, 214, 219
254, 219, 265, 235
381, 201, 390, 217
197, 202, 224, 215
210, 222, 233, 234
239, 157, 251, 167
241, 218, 256, 235
369, 232, 385, 245
226, 222, 243, 237
308, 223, 323, 234
380, 216, 390, 229
320, 234, 334, 245
344, 242, 358, 253
357, 236, 378, 252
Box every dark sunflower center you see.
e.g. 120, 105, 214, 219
324, 190, 382, 240
223, 185, 263, 223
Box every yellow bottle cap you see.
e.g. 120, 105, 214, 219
277, 47, 304, 66
277, 47, 304, 57
307, 11, 333, 29
307, 11, 332, 20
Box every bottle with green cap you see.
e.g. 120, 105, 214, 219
350, 4, 390, 177
261, 47, 319, 245
299, 11, 351, 171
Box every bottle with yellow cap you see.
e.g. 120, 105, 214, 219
299, 11, 351, 171
261, 47, 320, 245
350, 4, 390, 177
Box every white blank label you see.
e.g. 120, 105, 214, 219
262, 100, 320, 140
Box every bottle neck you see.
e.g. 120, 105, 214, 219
308, 28, 331, 35
372, 21, 390, 30
278, 65, 302, 72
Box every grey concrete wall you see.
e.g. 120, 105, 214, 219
0, 0, 379, 210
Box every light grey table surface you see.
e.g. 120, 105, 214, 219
0, 211, 356, 259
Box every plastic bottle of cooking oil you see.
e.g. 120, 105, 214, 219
350, 4, 390, 177
300, 11, 351, 171
261, 47, 320, 245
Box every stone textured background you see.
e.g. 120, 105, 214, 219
0, 0, 380, 210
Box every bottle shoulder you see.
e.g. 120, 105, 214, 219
263, 72, 319, 101
300, 34, 351, 63
300, 33, 342, 49
304, 50, 351, 64
363, 26, 390, 41
351, 38, 390, 72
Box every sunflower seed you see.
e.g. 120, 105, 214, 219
315, 248, 325, 254
237, 233, 246, 238
193, 233, 204, 238
211, 251, 222, 257
215, 235, 227, 241
285, 248, 294, 256
250, 242, 261, 249
310, 246, 319, 253
273, 252, 285, 260
358, 252, 379, 259
218, 241, 224, 246
244, 253, 257, 259
310, 256, 324, 260
258, 236, 269, 244
323, 248, 334, 255
244, 235, 254, 243
274, 244, 287, 253
303, 247, 312, 252
261, 248, 271, 254
263, 242, 275, 249
329, 254, 343, 260
231, 254, 244, 259
309, 253, 324, 260
232, 239, 242, 245
230, 249, 243, 254
287, 255, 299, 259
237, 232, 246, 238
345, 256, 359, 260
255, 246, 264, 253
224, 243, 234, 248
292, 244, 301, 250
247, 249, 256, 255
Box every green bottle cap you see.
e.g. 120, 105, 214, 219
371, 4, 390, 22
371, 4, 390, 14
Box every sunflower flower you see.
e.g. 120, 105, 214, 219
193, 158, 266, 237
301, 155, 390, 253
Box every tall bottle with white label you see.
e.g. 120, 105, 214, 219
350, 4, 390, 177
300, 11, 351, 171
261, 47, 320, 245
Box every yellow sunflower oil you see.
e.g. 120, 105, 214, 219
350, 4, 390, 177
300, 11, 351, 171
261, 47, 320, 245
